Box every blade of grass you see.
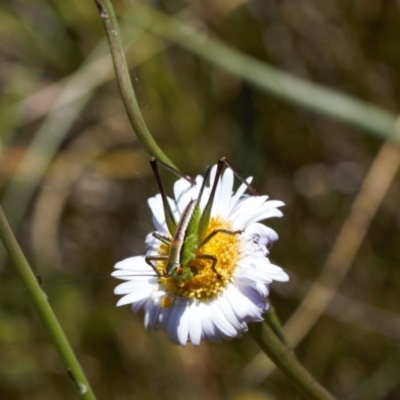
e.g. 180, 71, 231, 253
126, 1, 398, 143
0, 64, 37, 146
0, 206, 97, 399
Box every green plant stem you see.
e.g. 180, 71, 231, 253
264, 299, 289, 347
94, 0, 175, 167
127, 1, 398, 144
0, 206, 96, 400
248, 322, 337, 400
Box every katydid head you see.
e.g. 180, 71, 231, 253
169, 264, 194, 282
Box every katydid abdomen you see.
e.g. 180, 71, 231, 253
166, 199, 200, 279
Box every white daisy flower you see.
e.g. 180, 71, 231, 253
112, 162, 288, 346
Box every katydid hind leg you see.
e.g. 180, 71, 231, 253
219, 157, 260, 196
150, 157, 194, 183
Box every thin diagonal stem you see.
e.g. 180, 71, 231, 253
0, 206, 96, 400
264, 299, 289, 347
248, 322, 337, 400
94, 0, 175, 167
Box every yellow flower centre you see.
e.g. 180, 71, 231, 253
156, 217, 240, 304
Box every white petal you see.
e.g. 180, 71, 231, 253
188, 302, 202, 346
158, 304, 172, 330
207, 300, 238, 338
265, 264, 290, 281
144, 304, 160, 330
217, 294, 247, 331
175, 299, 191, 346
248, 208, 284, 225
209, 165, 218, 190
253, 281, 270, 297
174, 178, 195, 212
112, 269, 157, 282
114, 279, 155, 294
213, 168, 234, 218
225, 284, 263, 322
148, 195, 178, 234
235, 265, 273, 285
243, 222, 278, 245
227, 177, 253, 214
113, 256, 149, 273
245, 257, 289, 280
228, 197, 265, 228
145, 232, 162, 253
265, 200, 285, 209
198, 302, 218, 341
148, 195, 165, 230
116, 290, 151, 307
237, 285, 269, 315
197, 175, 211, 211
144, 293, 165, 330
166, 305, 183, 345
230, 197, 284, 228
131, 296, 149, 313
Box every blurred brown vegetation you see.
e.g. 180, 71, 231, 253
1, 0, 400, 399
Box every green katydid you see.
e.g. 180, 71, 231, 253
145, 157, 259, 283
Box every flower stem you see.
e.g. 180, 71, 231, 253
0, 206, 97, 400
94, 0, 176, 168
264, 299, 289, 347
248, 322, 337, 400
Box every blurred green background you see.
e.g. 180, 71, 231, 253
1, 0, 400, 399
